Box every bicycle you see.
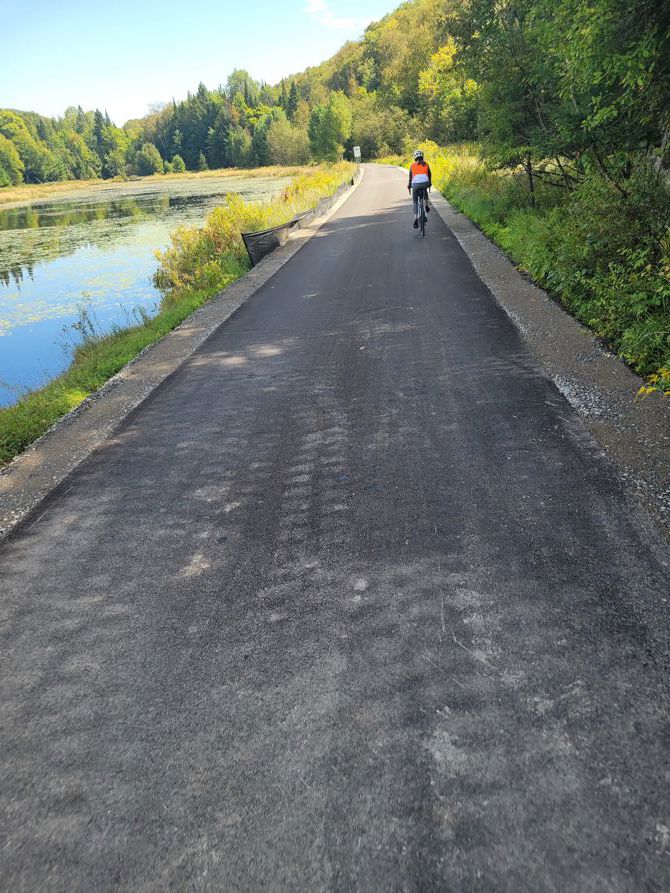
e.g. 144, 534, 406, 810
417, 188, 428, 237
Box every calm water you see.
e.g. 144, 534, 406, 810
0, 174, 289, 407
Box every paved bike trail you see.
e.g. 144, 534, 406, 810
1, 164, 669, 890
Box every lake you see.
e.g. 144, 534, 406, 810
0, 173, 290, 407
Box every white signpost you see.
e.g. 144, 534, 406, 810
353, 145, 362, 162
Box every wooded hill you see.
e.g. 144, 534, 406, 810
2, 0, 668, 193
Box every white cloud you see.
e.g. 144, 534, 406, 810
305, 0, 371, 31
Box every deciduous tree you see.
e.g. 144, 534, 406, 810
136, 142, 163, 175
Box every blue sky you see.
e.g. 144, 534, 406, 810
3, 0, 398, 125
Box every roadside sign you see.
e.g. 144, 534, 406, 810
353, 145, 362, 161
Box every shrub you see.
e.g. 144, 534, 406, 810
266, 119, 310, 166
136, 142, 163, 176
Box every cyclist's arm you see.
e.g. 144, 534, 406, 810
408, 167, 413, 190
427, 164, 432, 187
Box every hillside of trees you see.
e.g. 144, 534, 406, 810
3, 0, 668, 192
0, 0, 456, 187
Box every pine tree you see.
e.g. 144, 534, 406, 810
287, 81, 299, 122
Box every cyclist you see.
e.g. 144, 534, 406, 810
408, 149, 432, 228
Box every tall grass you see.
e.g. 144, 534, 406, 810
383, 143, 670, 397
155, 163, 355, 299
0, 163, 356, 465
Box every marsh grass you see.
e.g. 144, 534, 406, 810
155, 163, 355, 298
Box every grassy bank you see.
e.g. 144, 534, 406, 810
0, 165, 307, 211
154, 163, 354, 298
383, 144, 670, 397
0, 162, 355, 466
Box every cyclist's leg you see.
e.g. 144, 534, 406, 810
412, 184, 420, 227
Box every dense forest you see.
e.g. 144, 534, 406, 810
2, 0, 668, 188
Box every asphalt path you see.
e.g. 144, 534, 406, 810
1, 164, 669, 891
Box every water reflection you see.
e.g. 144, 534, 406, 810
0, 199, 166, 288
0, 194, 165, 232
0, 191, 219, 286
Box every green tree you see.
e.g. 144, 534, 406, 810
418, 39, 478, 143
547, 0, 670, 189
92, 110, 107, 158
266, 119, 311, 165
228, 126, 252, 167
103, 145, 127, 178
136, 142, 163, 175
171, 129, 183, 157
226, 69, 260, 107
230, 92, 250, 130
91, 109, 129, 178
206, 106, 232, 168
197, 150, 208, 171
349, 89, 414, 158
453, 0, 558, 201
0, 110, 58, 182
161, 83, 219, 169
0, 133, 24, 185
308, 92, 352, 161
286, 81, 299, 121
251, 108, 287, 166
171, 153, 186, 172
59, 129, 101, 179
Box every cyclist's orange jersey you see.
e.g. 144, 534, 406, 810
409, 161, 431, 187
